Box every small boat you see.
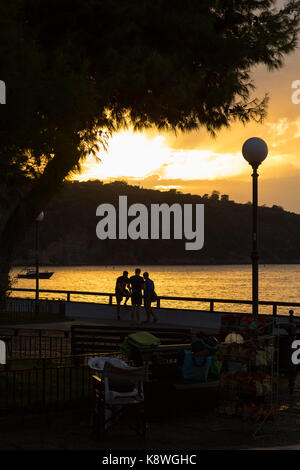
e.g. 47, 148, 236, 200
17, 269, 54, 279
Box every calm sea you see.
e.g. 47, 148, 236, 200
9, 264, 300, 315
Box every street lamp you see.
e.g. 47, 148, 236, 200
35, 211, 44, 315
242, 137, 268, 316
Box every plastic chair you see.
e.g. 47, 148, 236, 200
91, 362, 147, 439
88, 356, 131, 378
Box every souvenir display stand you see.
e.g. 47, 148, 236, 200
217, 314, 279, 434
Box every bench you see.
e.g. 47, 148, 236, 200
70, 324, 193, 355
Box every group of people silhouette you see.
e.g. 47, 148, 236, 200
115, 268, 158, 324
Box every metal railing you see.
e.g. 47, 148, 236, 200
0, 323, 192, 360
0, 361, 91, 413
0, 350, 175, 414
0, 329, 71, 359
9, 287, 300, 316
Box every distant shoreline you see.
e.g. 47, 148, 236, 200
13, 181, 300, 267
11, 262, 300, 268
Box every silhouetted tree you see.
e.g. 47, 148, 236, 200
0, 0, 300, 297
210, 190, 220, 201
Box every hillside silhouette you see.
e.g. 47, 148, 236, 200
13, 180, 300, 266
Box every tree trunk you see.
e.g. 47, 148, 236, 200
0, 241, 13, 308
0, 135, 81, 307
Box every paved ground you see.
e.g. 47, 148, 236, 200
0, 317, 128, 331
1, 397, 300, 450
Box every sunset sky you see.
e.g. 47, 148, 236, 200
76, 43, 300, 214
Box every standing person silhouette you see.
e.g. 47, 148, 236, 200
143, 272, 158, 324
129, 268, 144, 324
115, 270, 131, 320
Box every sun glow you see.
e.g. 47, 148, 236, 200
77, 129, 248, 182
78, 131, 169, 179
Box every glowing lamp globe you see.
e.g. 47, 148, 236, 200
242, 137, 268, 168
36, 211, 44, 222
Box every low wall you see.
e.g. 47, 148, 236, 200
5, 298, 64, 314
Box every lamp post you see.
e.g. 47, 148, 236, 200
35, 211, 44, 315
242, 138, 268, 316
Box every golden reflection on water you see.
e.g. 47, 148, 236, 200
10, 265, 300, 315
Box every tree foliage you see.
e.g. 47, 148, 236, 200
1, 0, 300, 180
0, 0, 300, 291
